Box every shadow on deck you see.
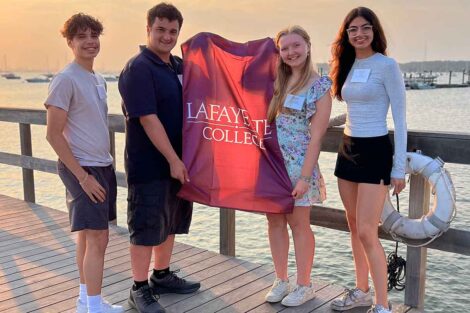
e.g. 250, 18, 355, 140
0, 194, 418, 313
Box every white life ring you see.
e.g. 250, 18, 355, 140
380, 152, 456, 243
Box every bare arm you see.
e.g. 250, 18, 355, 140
302, 93, 332, 176
139, 114, 189, 184
46, 106, 105, 203
292, 92, 332, 199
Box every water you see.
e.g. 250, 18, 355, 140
1, 73, 470, 312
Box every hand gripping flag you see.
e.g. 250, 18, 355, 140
178, 32, 294, 214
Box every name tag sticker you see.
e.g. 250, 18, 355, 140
178, 74, 183, 85
351, 69, 371, 83
284, 94, 305, 111
96, 84, 107, 100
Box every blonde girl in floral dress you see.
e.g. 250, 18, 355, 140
264, 25, 332, 307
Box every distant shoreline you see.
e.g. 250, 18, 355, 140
318, 60, 470, 73
3, 60, 470, 74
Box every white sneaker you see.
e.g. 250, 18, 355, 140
367, 303, 392, 313
281, 284, 316, 307
76, 299, 87, 313
265, 278, 289, 303
330, 287, 373, 311
76, 298, 125, 313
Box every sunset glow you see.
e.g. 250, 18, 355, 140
0, 0, 468, 71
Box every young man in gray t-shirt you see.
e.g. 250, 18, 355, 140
45, 13, 123, 313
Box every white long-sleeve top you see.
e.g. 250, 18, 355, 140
342, 52, 407, 179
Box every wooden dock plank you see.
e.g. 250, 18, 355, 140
41, 247, 214, 312
217, 277, 323, 313
157, 257, 248, 307
0, 227, 75, 259
2, 244, 194, 311
0, 194, 420, 313
118, 256, 250, 312
0, 206, 63, 223
0, 204, 67, 223
392, 303, 414, 313
0, 219, 71, 241
0, 213, 69, 234
185, 271, 276, 312
165, 264, 273, 313
309, 302, 413, 313
0, 239, 132, 303
26, 247, 207, 313
0, 196, 54, 216
287, 283, 344, 313
245, 281, 334, 313
0, 235, 75, 265
0, 234, 126, 284
0, 225, 77, 248
0, 214, 69, 234
0, 198, 35, 214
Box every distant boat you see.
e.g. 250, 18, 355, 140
25, 75, 51, 83
42, 73, 55, 79
102, 74, 118, 82
410, 81, 436, 90
1, 55, 20, 79
2, 73, 21, 79
404, 73, 437, 90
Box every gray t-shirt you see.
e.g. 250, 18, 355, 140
342, 53, 407, 178
45, 62, 113, 167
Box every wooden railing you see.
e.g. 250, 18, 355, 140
1, 107, 470, 310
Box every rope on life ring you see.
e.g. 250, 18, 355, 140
380, 151, 457, 247
387, 194, 406, 291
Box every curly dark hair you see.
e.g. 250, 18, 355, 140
330, 7, 387, 101
61, 13, 103, 41
147, 3, 183, 29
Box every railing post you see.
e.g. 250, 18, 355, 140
404, 173, 430, 309
109, 130, 116, 169
220, 208, 235, 256
19, 123, 35, 203
109, 130, 117, 225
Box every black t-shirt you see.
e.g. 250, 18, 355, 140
119, 48, 183, 184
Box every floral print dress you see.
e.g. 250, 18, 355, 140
276, 76, 331, 206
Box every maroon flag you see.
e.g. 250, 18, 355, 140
178, 33, 294, 214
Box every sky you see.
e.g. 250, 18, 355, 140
0, 0, 469, 72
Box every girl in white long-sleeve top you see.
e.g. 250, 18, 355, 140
329, 7, 407, 313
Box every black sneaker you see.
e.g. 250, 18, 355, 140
128, 285, 166, 313
149, 269, 201, 294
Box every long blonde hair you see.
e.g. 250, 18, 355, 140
267, 25, 315, 123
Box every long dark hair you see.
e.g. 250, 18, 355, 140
330, 7, 387, 101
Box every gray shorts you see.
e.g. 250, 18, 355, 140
57, 160, 117, 232
127, 179, 193, 246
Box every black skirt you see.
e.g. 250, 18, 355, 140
334, 134, 393, 185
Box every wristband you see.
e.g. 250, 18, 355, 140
79, 173, 89, 185
299, 175, 312, 183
